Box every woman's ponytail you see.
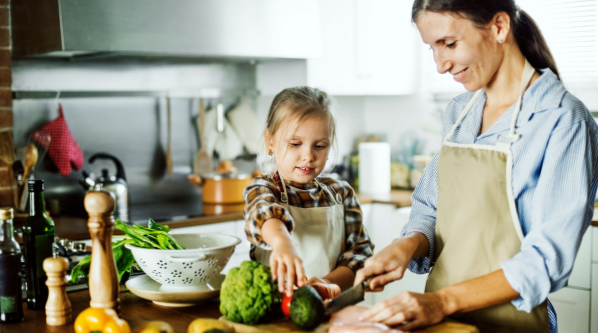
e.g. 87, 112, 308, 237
513, 9, 560, 80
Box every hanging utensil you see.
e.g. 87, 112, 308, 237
31, 130, 51, 170
18, 144, 38, 211
166, 97, 173, 178
213, 103, 225, 164
193, 99, 213, 175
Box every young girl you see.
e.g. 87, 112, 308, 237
243, 86, 373, 298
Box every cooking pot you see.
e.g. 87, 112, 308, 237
188, 161, 258, 204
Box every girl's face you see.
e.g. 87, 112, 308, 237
416, 11, 504, 92
268, 115, 332, 184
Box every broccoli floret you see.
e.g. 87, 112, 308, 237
219, 261, 282, 325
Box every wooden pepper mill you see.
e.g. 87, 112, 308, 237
84, 190, 120, 313
44, 254, 72, 326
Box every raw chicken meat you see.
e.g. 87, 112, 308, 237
329, 322, 403, 333
329, 306, 403, 333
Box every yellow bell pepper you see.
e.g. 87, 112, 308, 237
74, 307, 131, 333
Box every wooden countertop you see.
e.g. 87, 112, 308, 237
355, 189, 413, 207
2, 287, 221, 333
2, 287, 476, 333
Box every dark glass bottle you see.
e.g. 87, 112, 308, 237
0, 208, 24, 323
23, 180, 55, 310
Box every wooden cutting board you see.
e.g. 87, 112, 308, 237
219, 317, 479, 333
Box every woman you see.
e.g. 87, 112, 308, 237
354, 0, 598, 332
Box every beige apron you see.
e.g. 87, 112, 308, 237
255, 177, 345, 279
425, 59, 550, 333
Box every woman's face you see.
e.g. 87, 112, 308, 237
416, 11, 503, 92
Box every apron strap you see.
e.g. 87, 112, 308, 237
506, 59, 536, 142
314, 178, 343, 204
277, 173, 290, 203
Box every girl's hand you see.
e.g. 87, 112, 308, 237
358, 291, 447, 331
305, 277, 342, 301
354, 235, 421, 291
270, 241, 306, 296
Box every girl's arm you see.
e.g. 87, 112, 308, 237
244, 176, 304, 295
261, 218, 306, 295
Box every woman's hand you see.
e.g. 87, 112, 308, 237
354, 233, 426, 291
305, 277, 342, 301
358, 291, 447, 331
269, 240, 306, 296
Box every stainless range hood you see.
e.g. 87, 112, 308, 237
12, 0, 322, 61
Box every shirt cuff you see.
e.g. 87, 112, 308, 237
401, 224, 436, 275
500, 247, 552, 313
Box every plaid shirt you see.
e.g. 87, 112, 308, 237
243, 172, 374, 272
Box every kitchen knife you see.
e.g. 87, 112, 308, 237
325, 277, 373, 315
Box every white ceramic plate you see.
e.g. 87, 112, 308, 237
126, 274, 225, 307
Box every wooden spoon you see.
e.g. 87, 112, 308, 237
193, 98, 213, 175
18, 144, 38, 211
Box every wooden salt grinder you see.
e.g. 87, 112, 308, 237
44, 255, 72, 326
84, 190, 120, 313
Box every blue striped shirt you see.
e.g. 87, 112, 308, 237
402, 68, 598, 332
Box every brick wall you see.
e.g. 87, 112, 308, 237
0, 0, 12, 207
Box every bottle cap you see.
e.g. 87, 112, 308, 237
0, 207, 13, 220
28, 179, 44, 192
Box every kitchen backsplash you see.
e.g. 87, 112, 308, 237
12, 59, 256, 218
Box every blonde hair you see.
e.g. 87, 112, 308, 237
261, 86, 338, 175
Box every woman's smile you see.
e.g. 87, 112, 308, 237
452, 67, 469, 82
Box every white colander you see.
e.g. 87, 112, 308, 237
125, 233, 241, 292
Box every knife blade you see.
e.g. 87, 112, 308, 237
324, 278, 372, 315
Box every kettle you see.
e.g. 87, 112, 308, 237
80, 153, 129, 221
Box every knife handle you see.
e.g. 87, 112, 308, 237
363, 277, 375, 291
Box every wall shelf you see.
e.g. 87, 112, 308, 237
12, 88, 260, 100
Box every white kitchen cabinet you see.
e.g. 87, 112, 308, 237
592, 227, 598, 264
569, 227, 592, 289
550, 287, 590, 333
591, 264, 598, 333
306, 0, 417, 95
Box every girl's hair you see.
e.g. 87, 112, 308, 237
412, 0, 560, 80
261, 86, 338, 175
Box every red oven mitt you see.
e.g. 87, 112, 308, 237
33, 104, 84, 176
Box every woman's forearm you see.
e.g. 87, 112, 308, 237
403, 231, 430, 259
435, 269, 520, 316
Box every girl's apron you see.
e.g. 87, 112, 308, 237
424, 59, 550, 332
254, 177, 345, 279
